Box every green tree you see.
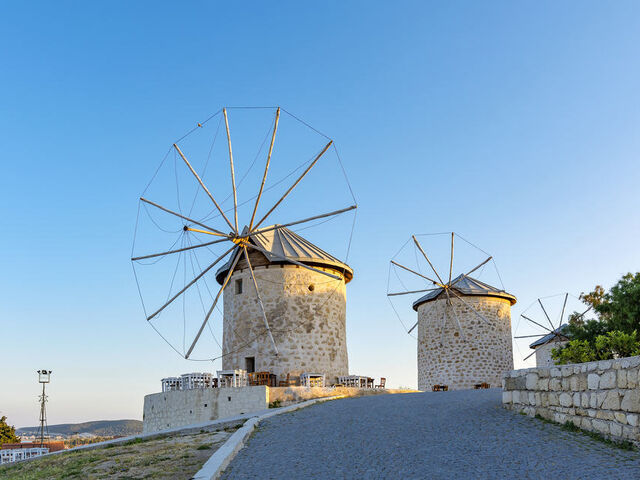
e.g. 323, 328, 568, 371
553, 272, 640, 364
0, 416, 21, 444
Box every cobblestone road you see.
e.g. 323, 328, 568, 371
222, 389, 640, 479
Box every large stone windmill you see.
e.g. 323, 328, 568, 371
388, 233, 516, 391
131, 106, 357, 382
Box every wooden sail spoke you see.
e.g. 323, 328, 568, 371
449, 290, 492, 325
559, 293, 569, 330
445, 289, 465, 341
249, 107, 280, 230
243, 246, 278, 355
185, 251, 241, 359
449, 256, 493, 288
521, 314, 554, 333
173, 143, 235, 233
448, 232, 454, 285
249, 205, 357, 237
253, 140, 333, 230
140, 197, 229, 237
390, 260, 443, 287
387, 287, 440, 297
412, 235, 445, 285
223, 108, 239, 233
538, 299, 555, 331
407, 320, 419, 334
147, 245, 236, 321
132, 237, 230, 262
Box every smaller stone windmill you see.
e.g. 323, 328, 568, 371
515, 293, 590, 367
388, 233, 516, 391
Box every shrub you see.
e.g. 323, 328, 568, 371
552, 330, 640, 365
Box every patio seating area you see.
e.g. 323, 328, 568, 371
160, 371, 387, 392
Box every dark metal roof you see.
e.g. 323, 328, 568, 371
529, 324, 570, 349
412, 274, 516, 311
215, 225, 353, 284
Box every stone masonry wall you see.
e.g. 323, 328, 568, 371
222, 263, 348, 384
503, 356, 640, 445
142, 386, 268, 434
417, 296, 513, 391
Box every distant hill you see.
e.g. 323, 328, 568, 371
17, 419, 142, 437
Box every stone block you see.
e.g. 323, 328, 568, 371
538, 369, 550, 378
550, 367, 561, 378
537, 378, 549, 391
587, 409, 597, 418
561, 367, 573, 377
598, 360, 613, 371
596, 410, 615, 421
528, 392, 536, 405
502, 391, 512, 404
599, 370, 616, 389
621, 390, 640, 413
561, 378, 570, 391
627, 413, 638, 427
617, 370, 628, 389
581, 392, 590, 408
622, 425, 637, 440
512, 390, 520, 404
610, 422, 623, 438
504, 376, 526, 391
592, 419, 610, 435
549, 378, 562, 391
559, 393, 573, 407
548, 392, 559, 406
573, 392, 581, 408
587, 373, 599, 390
525, 373, 539, 390
627, 368, 639, 389
581, 417, 592, 430
601, 391, 621, 411
614, 412, 628, 425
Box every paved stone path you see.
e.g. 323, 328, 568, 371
222, 389, 640, 479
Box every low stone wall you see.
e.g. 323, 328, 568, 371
143, 386, 269, 433
502, 356, 640, 445
143, 386, 403, 434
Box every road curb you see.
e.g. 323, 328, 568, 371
193, 395, 344, 480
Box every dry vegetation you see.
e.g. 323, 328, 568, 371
0, 426, 239, 479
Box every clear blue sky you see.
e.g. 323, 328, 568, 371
2, 2, 639, 427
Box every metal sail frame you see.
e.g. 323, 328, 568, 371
387, 232, 496, 345
132, 107, 357, 359
517, 294, 591, 362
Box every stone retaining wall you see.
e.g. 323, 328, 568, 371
142, 386, 403, 434
502, 356, 640, 445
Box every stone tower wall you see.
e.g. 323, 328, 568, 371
417, 295, 513, 391
222, 263, 348, 384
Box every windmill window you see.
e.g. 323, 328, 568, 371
308, 284, 315, 292
235, 279, 243, 294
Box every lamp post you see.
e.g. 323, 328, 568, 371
37, 369, 52, 448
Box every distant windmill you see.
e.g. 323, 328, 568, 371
388, 233, 516, 391
388, 233, 500, 344
516, 293, 591, 365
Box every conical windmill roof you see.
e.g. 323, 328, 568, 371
215, 225, 353, 284
412, 274, 516, 311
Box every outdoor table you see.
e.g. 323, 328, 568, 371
300, 372, 325, 387
338, 375, 370, 388
217, 369, 248, 388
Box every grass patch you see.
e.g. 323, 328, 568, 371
268, 399, 282, 408
533, 414, 637, 451
196, 444, 211, 450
